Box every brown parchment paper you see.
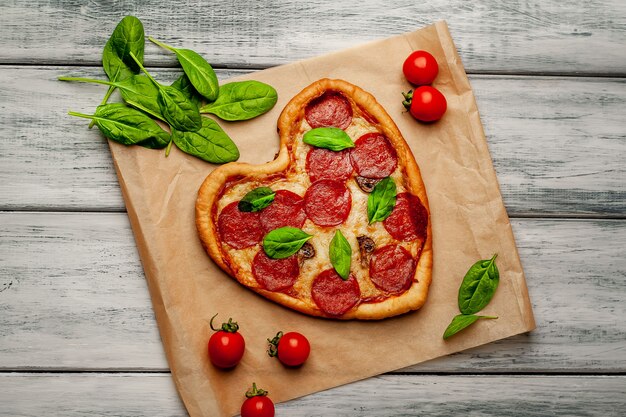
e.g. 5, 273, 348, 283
109, 21, 535, 417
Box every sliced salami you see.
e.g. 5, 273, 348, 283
305, 92, 353, 130
369, 244, 415, 294
305, 147, 353, 183
350, 133, 398, 178
259, 189, 307, 233
383, 192, 428, 242
311, 269, 360, 316
252, 250, 299, 291
304, 179, 352, 226
217, 201, 264, 249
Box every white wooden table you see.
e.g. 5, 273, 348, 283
1, 1, 625, 415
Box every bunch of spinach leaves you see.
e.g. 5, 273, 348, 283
62, 16, 278, 164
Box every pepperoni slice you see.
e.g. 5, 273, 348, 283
369, 244, 415, 294
252, 250, 299, 292
305, 148, 353, 183
383, 193, 428, 242
311, 269, 360, 316
304, 180, 352, 226
259, 190, 306, 233
217, 201, 264, 249
350, 133, 398, 178
305, 92, 353, 130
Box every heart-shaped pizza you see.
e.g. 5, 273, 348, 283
196, 78, 432, 320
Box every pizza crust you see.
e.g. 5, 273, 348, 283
196, 78, 432, 320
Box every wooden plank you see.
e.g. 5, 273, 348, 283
0, 1, 625, 75
1, 213, 625, 372
1, 66, 624, 215
475, 76, 626, 217
0, 66, 242, 212
0, 373, 624, 416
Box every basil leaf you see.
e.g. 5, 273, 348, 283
238, 187, 275, 212
458, 254, 500, 315
172, 117, 239, 163
200, 81, 278, 121
171, 74, 203, 107
443, 314, 498, 340
263, 227, 313, 259
129, 52, 202, 132
303, 127, 354, 151
149, 37, 219, 101
110, 16, 145, 73
367, 177, 397, 224
68, 103, 169, 148
329, 230, 352, 280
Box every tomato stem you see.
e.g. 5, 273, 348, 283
266, 331, 283, 358
245, 382, 269, 398
402, 90, 414, 111
209, 313, 240, 333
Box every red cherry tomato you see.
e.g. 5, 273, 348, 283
402, 86, 447, 122
241, 383, 275, 417
208, 314, 245, 369
403, 50, 439, 86
267, 331, 310, 367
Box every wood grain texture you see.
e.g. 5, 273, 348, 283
1, 373, 624, 417
1, 1, 624, 415
0, 66, 242, 212
0, 1, 625, 75
1, 67, 624, 215
1, 213, 624, 372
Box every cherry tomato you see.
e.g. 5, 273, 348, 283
402, 86, 447, 122
403, 50, 439, 86
241, 383, 275, 417
267, 331, 310, 367
208, 314, 245, 369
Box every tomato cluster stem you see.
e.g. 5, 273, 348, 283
245, 382, 268, 398
209, 313, 240, 333
266, 331, 283, 357
402, 90, 414, 111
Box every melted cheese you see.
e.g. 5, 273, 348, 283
217, 112, 421, 305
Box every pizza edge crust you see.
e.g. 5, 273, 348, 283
196, 78, 433, 320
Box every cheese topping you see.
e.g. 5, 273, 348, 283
216, 103, 422, 307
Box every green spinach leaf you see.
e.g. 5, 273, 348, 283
171, 74, 203, 107
443, 314, 498, 340
367, 177, 397, 224
200, 81, 278, 121
110, 16, 145, 72
238, 187, 276, 212
458, 254, 500, 315
302, 127, 354, 151
263, 227, 313, 259
96, 15, 144, 124
130, 52, 202, 132
68, 103, 169, 148
171, 117, 239, 163
102, 39, 134, 87
59, 75, 165, 122
329, 230, 352, 280
149, 37, 219, 101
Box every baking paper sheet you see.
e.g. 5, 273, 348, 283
109, 21, 535, 417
